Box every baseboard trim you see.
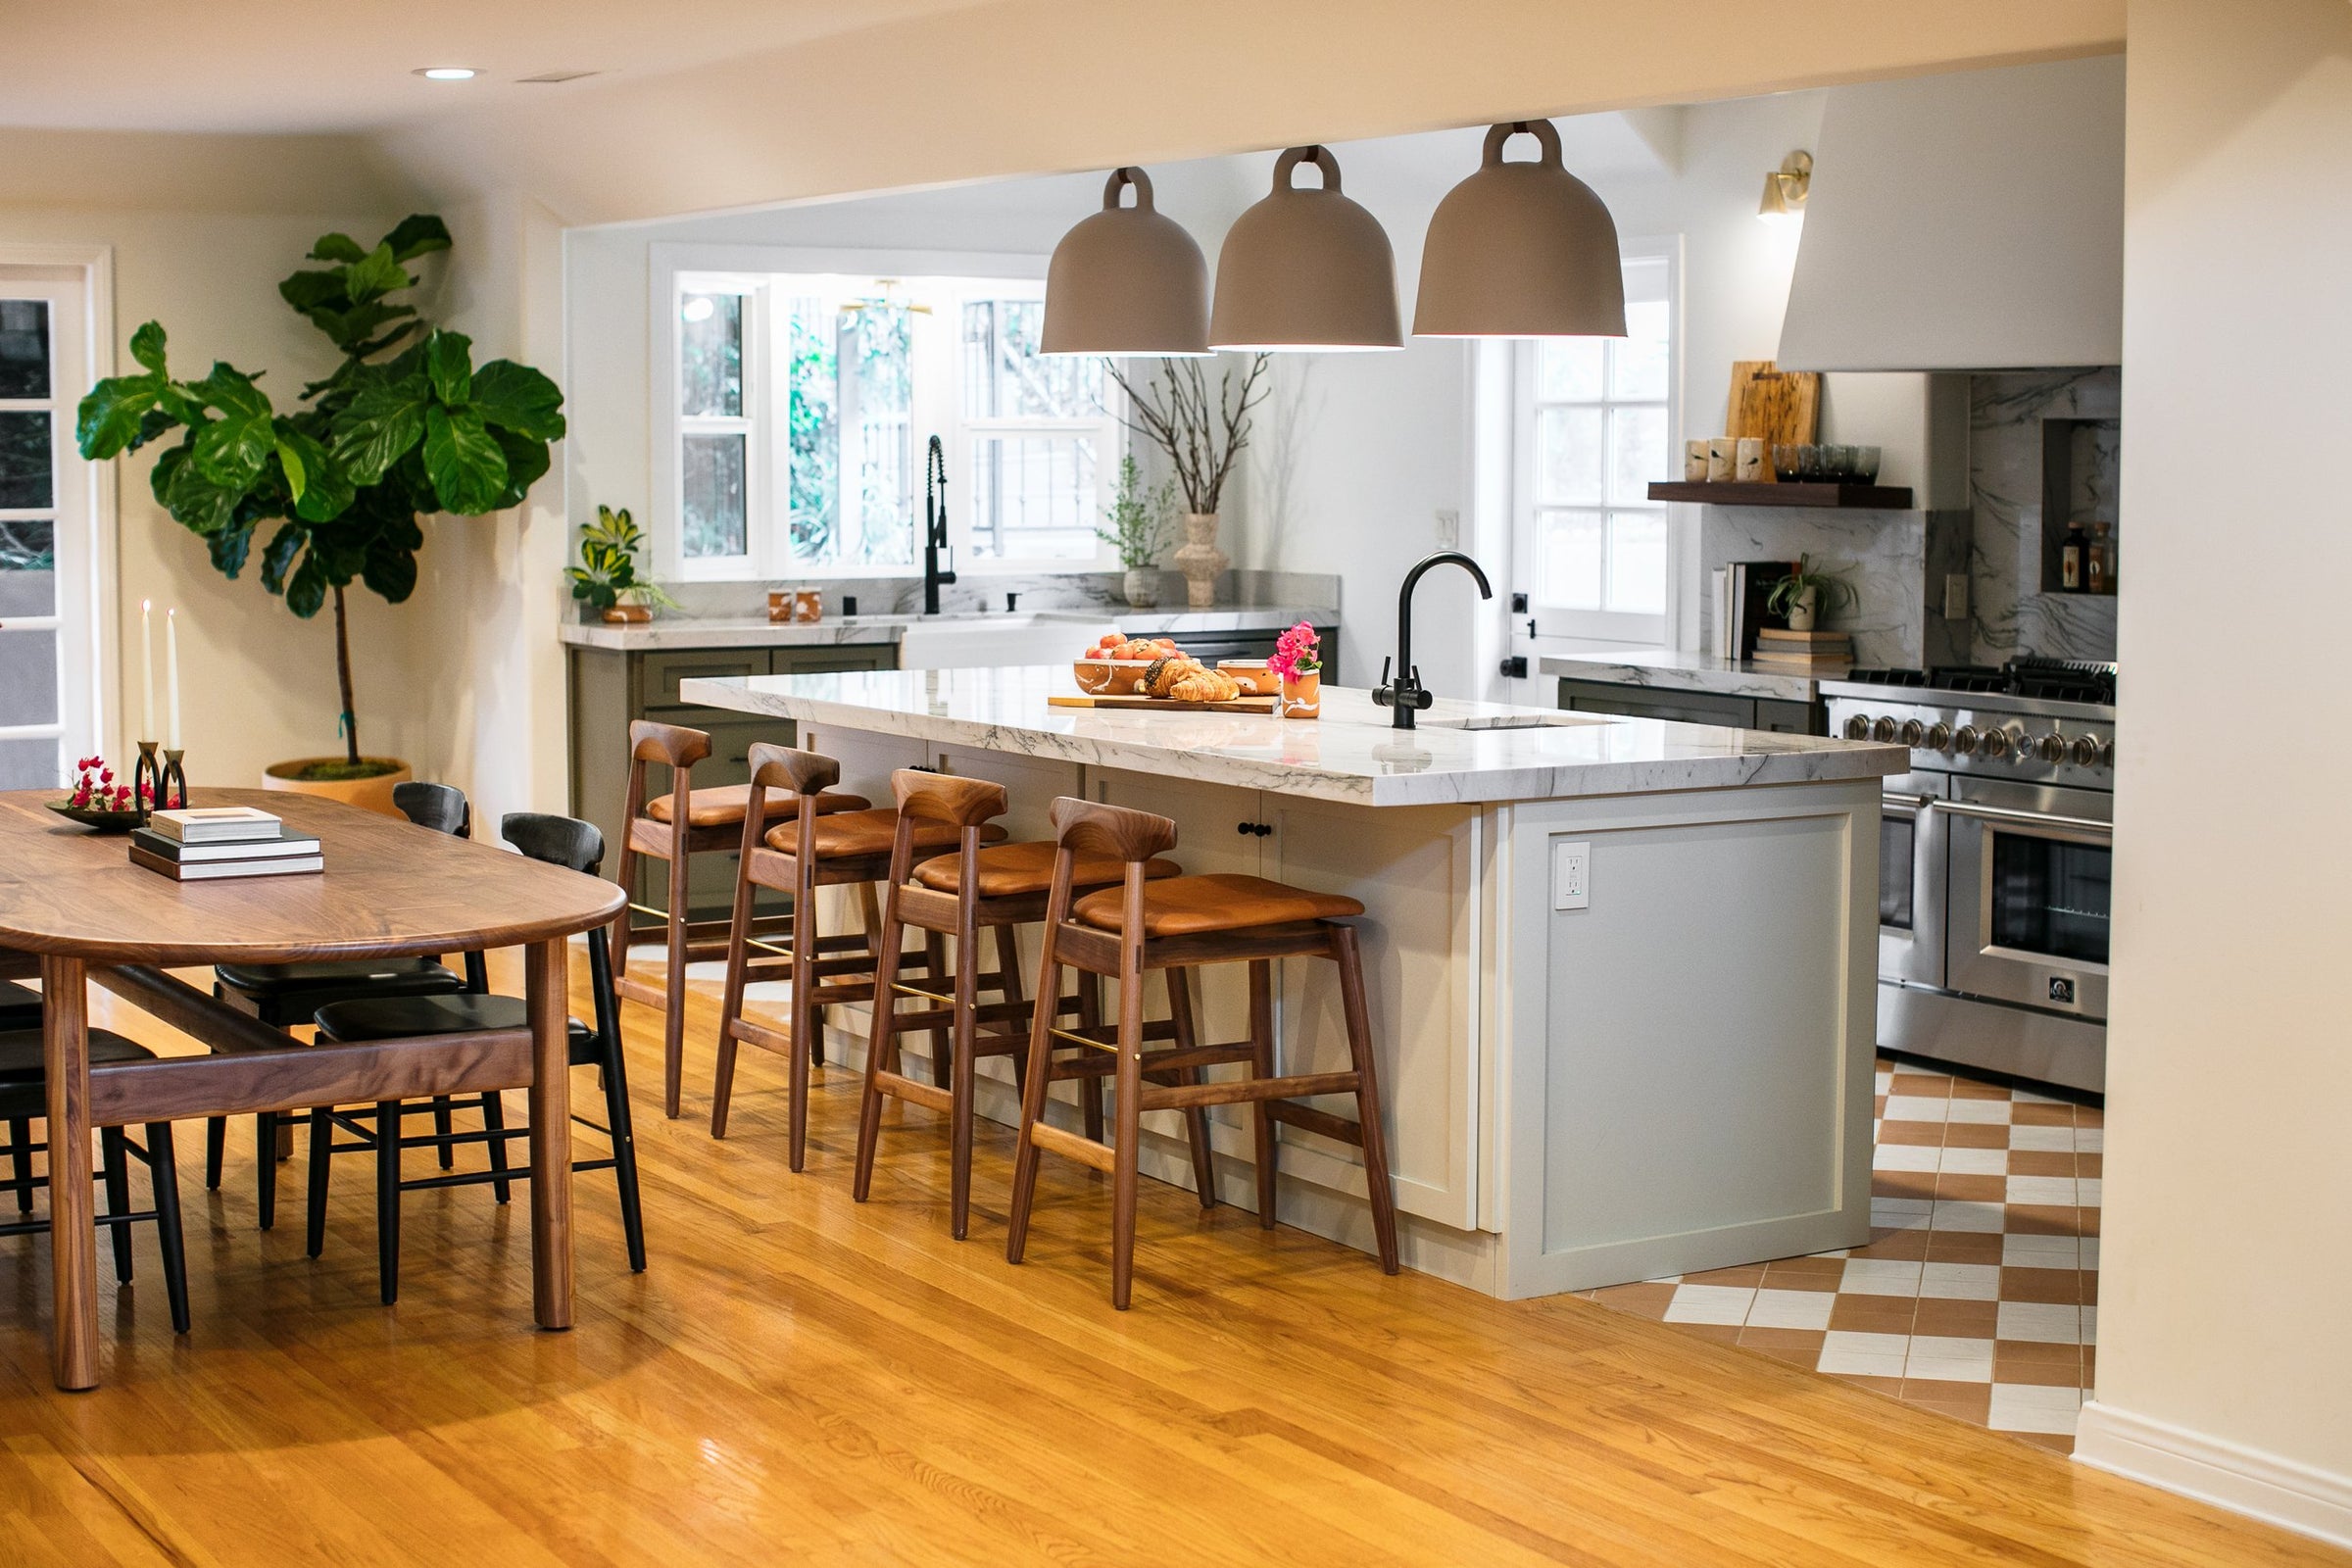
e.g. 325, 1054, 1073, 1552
2075, 1399, 2352, 1548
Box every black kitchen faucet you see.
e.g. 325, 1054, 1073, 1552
922, 434, 956, 615
1373, 550, 1494, 729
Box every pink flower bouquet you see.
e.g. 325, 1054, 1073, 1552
1266, 622, 1321, 682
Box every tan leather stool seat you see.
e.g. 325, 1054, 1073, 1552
766, 808, 1008, 860
643, 784, 870, 827
1070, 873, 1364, 938
912, 840, 1182, 899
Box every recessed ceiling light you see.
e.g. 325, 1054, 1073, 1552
415, 67, 479, 81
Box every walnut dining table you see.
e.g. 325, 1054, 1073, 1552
0, 787, 627, 1391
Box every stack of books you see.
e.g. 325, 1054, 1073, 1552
129, 806, 323, 882
1711, 562, 1798, 661
1750, 626, 1854, 672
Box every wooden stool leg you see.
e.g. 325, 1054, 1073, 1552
853, 892, 907, 1203
1004, 945, 1063, 1265
305, 1106, 330, 1257
8, 1116, 30, 1213
374, 1101, 402, 1305
1163, 968, 1217, 1210
203, 1115, 225, 1192
993, 924, 1029, 1099
146, 1123, 191, 1335
1331, 924, 1399, 1275
1108, 966, 1148, 1310
100, 1127, 133, 1285
1248, 958, 1279, 1229
921, 930, 951, 1089
662, 845, 692, 1119
710, 846, 760, 1142
1076, 972, 1105, 1145
785, 865, 820, 1172
948, 917, 981, 1241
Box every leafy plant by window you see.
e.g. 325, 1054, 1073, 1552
566, 506, 677, 613
74, 215, 565, 773
1094, 454, 1173, 570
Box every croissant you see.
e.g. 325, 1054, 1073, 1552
1167, 667, 1243, 704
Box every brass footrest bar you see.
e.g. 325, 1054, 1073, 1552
877, 1000, 1038, 1032
1141, 1071, 1362, 1113
1027, 1118, 1117, 1173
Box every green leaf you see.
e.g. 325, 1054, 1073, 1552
382, 214, 453, 265
259, 522, 307, 594
469, 360, 565, 440
130, 407, 178, 452
75, 373, 162, 458
161, 444, 241, 534
489, 423, 552, 509
422, 405, 508, 514
207, 519, 257, 578
191, 410, 274, 489
425, 330, 472, 406
361, 514, 422, 603
278, 269, 348, 315
274, 433, 306, 500
272, 424, 350, 521
285, 553, 328, 617
188, 363, 270, 419
128, 321, 168, 374
308, 232, 368, 264
342, 242, 409, 304
330, 374, 429, 484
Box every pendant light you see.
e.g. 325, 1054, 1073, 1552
1413, 121, 1626, 339
1208, 145, 1401, 352
1041, 167, 1210, 356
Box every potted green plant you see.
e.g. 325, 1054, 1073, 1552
1095, 455, 1175, 608
567, 506, 677, 623
75, 215, 564, 813
1766, 554, 1858, 632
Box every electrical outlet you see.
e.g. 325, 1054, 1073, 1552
1435, 508, 1460, 547
1552, 841, 1591, 911
1944, 573, 1971, 619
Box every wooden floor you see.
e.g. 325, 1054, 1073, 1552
0, 957, 2334, 1566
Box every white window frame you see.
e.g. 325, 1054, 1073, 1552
651, 245, 1120, 582
1509, 237, 1683, 646
0, 248, 113, 783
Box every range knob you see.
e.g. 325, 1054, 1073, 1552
1980, 727, 2013, 760
1952, 724, 1981, 756
1925, 722, 1953, 751
1872, 716, 1900, 743
1843, 713, 1872, 740
1899, 719, 1927, 747
2069, 735, 2103, 767
2034, 733, 2068, 762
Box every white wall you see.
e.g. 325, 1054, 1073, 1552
2075, 0, 2352, 1544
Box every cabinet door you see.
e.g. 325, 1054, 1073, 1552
775, 645, 896, 676
644, 648, 771, 710
934, 743, 1083, 846
1557, 678, 1756, 728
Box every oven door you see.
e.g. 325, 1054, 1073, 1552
1944, 779, 2112, 1021
1878, 775, 1946, 989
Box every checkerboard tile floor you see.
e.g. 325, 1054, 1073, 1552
1575, 1056, 2101, 1453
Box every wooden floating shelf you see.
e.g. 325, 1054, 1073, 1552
1646, 481, 1916, 510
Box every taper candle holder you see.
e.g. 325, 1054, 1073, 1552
132, 740, 164, 824
160, 749, 188, 814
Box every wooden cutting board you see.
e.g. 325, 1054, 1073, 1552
1726, 361, 1822, 459
1049, 694, 1279, 713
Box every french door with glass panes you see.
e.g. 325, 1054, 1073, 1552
1509, 247, 1679, 646
0, 270, 97, 790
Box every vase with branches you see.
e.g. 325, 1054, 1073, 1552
1104, 354, 1270, 608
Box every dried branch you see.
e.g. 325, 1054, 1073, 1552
1102, 353, 1271, 514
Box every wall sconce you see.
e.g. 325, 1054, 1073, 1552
1759, 150, 1812, 223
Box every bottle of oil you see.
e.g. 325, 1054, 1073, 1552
2087, 523, 2115, 595
2060, 518, 2090, 592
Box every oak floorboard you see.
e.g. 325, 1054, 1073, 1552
0, 956, 2328, 1565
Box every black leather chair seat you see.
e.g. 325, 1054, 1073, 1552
313, 994, 594, 1065
0, 1028, 158, 1117
0, 989, 40, 1033
216, 957, 465, 1001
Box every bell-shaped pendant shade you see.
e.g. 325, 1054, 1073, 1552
1413, 121, 1627, 339
1208, 146, 1402, 352
1042, 167, 1210, 356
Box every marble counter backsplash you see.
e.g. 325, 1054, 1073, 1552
619, 567, 1339, 625
1969, 368, 2121, 665
1699, 506, 1971, 669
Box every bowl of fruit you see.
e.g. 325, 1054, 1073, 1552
1075, 633, 1182, 695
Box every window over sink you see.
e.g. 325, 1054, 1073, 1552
662, 266, 1121, 581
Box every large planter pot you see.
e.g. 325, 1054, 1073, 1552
263, 757, 413, 817
1172, 512, 1229, 610
1121, 568, 1160, 609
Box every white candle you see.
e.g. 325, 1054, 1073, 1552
166, 609, 181, 752
140, 600, 154, 741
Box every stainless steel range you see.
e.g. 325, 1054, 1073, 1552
1821, 659, 2116, 1094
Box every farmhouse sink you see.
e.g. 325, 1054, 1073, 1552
894, 611, 1118, 670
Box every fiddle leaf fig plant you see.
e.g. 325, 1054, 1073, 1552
74, 214, 565, 774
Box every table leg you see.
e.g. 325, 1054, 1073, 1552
525, 937, 573, 1331
41, 955, 96, 1391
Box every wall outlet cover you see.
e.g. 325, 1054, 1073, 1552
1553, 840, 1591, 911
1944, 572, 1971, 619
1435, 509, 1460, 547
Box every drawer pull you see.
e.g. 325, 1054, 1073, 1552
1236, 821, 1272, 838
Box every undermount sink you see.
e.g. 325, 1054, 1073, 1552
1420, 712, 1612, 731
895, 611, 1118, 670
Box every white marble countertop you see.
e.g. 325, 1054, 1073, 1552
562, 606, 1338, 653
1540, 645, 1831, 703
678, 666, 1904, 808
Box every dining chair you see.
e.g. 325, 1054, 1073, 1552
208, 781, 485, 1228
306, 811, 646, 1303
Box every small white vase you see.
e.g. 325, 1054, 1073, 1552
1787, 585, 1820, 632
1173, 512, 1228, 610
1121, 567, 1160, 609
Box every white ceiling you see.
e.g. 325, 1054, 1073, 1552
0, 0, 997, 133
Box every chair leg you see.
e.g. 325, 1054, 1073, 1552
145, 1123, 191, 1334
482, 1092, 512, 1204
948, 921, 981, 1242
8, 1116, 30, 1213
662, 846, 693, 1119
922, 930, 951, 1089
1248, 959, 1279, 1229
204, 1114, 225, 1192
1163, 968, 1217, 1210
1330, 925, 1399, 1275
1004, 941, 1063, 1266
100, 1126, 133, 1285
256, 1110, 278, 1229
784, 869, 820, 1172
710, 847, 761, 1142
1108, 965, 1148, 1311
603, 1033, 648, 1273
994, 924, 1029, 1100
432, 1096, 456, 1170
305, 1106, 330, 1257
374, 1101, 402, 1305
1076, 973, 1105, 1145
852, 894, 907, 1204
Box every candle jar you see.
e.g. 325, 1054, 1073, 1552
792, 589, 823, 623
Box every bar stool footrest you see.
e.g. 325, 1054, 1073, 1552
1139, 1070, 1361, 1112
1027, 1117, 1117, 1173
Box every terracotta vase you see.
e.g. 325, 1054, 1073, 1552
1281, 669, 1321, 719
264, 757, 413, 817
602, 603, 653, 624
1121, 567, 1160, 609
1172, 512, 1228, 610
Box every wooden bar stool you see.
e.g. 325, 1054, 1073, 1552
852, 770, 1193, 1239
1005, 797, 1401, 1308
611, 718, 869, 1119
713, 745, 1004, 1164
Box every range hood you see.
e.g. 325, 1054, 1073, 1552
1777, 55, 2124, 372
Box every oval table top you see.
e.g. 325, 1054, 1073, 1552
0, 788, 625, 965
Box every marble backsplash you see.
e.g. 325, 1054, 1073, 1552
1969, 368, 2121, 664
605, 567, 1341, 624
1700, 507, 1971, 669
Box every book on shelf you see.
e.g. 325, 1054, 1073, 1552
128, 846, 323, 881
146, 806, 284, 844
1750, 652, 1856, 671
129, 826, 319, 863
1754, 627, 1851, 650
1725, 561, 1796, 662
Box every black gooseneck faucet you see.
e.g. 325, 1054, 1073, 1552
1373, 550, 1494, 729
922, 434, 956, 615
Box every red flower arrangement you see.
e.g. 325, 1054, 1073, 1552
1266, 621, 1321, 683
64, 756, 147, 813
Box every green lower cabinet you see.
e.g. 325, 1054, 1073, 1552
1554, 677, 1824, 735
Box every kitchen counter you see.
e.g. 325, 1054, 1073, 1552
678, 666, 1903, 808
1540, 645, 1831, 702
562, 605, 1336, 653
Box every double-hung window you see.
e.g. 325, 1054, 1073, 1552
662, 266, 1118, 580
1512, 246, 1679, 644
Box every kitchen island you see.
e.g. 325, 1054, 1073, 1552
679, 666, 1905, 1298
